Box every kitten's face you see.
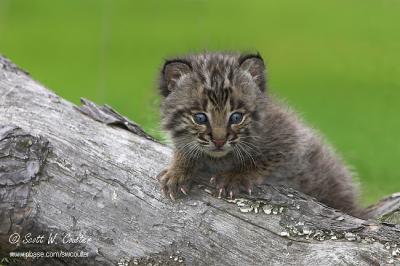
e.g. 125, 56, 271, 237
159, 53, 266, 159
184, 89, 251, 158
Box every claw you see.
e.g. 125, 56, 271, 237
210, 176, 216, 185
180, 187, 188, 195
169, 193, 176, 201
218, 188, 224, 198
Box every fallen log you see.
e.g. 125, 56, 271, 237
0, 55, 399, 266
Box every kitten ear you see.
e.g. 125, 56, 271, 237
160, 59, 192, 97
238, 53, 266, 91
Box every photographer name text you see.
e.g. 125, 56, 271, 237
9, 232, 92, 246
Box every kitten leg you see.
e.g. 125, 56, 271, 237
157, 153, 193, 200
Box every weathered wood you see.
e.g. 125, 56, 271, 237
0, 55, 399, 266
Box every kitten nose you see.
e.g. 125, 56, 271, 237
212, 138, 226, 148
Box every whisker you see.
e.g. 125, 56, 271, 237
237, 143, 256, 169
176, 141, 202, 166
234, 145, 245, 171
239, 140, 262, 156
239, 135, 262, 140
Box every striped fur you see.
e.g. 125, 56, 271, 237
157, 52, 360, 216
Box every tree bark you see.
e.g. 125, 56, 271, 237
0, 55, 399, 266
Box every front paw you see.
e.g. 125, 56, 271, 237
210, 173, 253, 199
157, 168, 191, 201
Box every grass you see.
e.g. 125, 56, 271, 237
0, 0, 399, 205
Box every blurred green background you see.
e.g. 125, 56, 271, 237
0, 0, 399, 205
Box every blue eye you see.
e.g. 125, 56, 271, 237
193, 113, 208, 124
230, 112, 243, 124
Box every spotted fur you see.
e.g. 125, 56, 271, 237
157, 52, 360, 216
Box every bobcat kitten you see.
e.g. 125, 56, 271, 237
157, 52, 359, 215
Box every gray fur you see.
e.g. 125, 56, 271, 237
158, 52, 360, 215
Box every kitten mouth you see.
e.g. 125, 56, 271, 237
207, 148, 230, 157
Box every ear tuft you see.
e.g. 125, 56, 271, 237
159, 59, 192, 97
238, 53, 266, 91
